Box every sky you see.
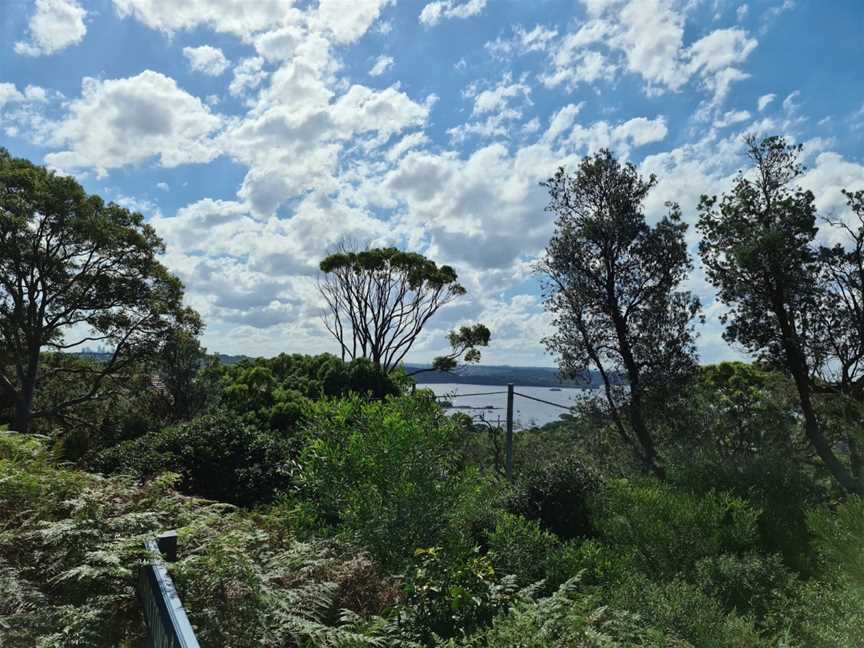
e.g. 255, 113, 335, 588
1, 0, 863, 367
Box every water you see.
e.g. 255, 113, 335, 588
422, 383, 594, 429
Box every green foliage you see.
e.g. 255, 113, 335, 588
668, 451, 825, 575
591, 480, 760, 580
450, 577, 692, 648
486, 513, 560, 587
508, 454, 598, 540
296, 395, 484, 568
807, 496, 864, 586
402, 547, 518, 643
0, 432, 402, 647
607, 574, 769, 648
93, 411, 296, 506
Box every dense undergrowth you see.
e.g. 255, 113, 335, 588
2, 359, 863, 646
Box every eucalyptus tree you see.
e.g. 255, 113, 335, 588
318, 245, 489, 374
0, 149, 189, 433
698, 136, 863, 494
539, 150, 701, 477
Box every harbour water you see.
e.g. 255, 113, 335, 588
421, 383, 593, 428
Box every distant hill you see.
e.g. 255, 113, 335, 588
74, 351, 609, 388
406, 364, 610, 388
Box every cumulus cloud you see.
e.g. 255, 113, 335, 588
229, 57, 267, 96
0, 82, 48, 108
15, 0, 87, 56
420, 0, 487, 26
369, 55, 394, 76
111, 0, 294, 37
183, 45, 230, 76
537, 0, 758, 105
45, 70, 222, 177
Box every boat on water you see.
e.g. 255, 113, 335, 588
549, 387, 562, 391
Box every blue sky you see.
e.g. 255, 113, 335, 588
2, 0, 863, 365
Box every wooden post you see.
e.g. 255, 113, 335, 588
506, 383, 514, 481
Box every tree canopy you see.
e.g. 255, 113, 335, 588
318, 245, 488, 374
0, 148, 190, 432
698, 136, 863, 494
539, 150, 701, 476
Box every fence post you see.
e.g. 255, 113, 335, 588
506, 383, 514, 481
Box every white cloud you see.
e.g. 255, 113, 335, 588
736, 4, 749, 21
229, 57, 267, 97
420, 0, 487, 26
15, 0, 87, 56
369, 55, 394, 76
156, 181, 170, 191
470, 77, 531, 116
611, 116, 669, 146
486, 24, 558, 59
45, 70, 223, 177
713, 109, 751, 128
313, 0, 394, 43
539, 1, 757, 105
183, 45, 230, 76
757, 93, 776, 111
0, 83, 26, 108
111, 0, 294, 37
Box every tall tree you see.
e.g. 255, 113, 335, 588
318, 245, 488, 374
0, 149, 188, 433
539, 150, 701, 477
698, 136, 863, 494
153, 307, 207, 422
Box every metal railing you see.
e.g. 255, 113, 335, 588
138, 531, 201, 648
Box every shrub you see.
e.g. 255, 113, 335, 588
452, 577, 691, 648
486, 513, 560, 587
402, 546, 518, 643
591, 480, 760, 580
668, 452, 825, 574
508, 454, 599, 540
92, 411, 296, 506
693, 552, 798, 627
608, 573, 770, 648
296, 395, 482, 568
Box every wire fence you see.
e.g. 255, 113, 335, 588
429, 383, 576, 480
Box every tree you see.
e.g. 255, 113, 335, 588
153, 307, 207, 422
0, 149, 188, 433
318, 245, 488, 374
538, 150, 701, 477
408, 323, 491, 375
698, 135, 863, 494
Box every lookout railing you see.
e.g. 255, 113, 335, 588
138, 531, 201, 648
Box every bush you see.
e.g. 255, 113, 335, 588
296, 395, 484, 568
486, 513, 560, 587
92, 411, 296, 506
668, 452, 825, 574
607, 574, 770, 648
508, 454, 599, 540
591, 480, 760, 580
452, 577, 691, 648
693, 552, 798, 627
402, 546, 518, 643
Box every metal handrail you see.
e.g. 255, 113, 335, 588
138, 531, 201, 648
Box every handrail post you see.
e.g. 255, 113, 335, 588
506, 383, 514, 481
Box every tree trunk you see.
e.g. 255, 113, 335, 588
12, 382, 34, 433
775, 305, 862, 495
609, 309, 664, 479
